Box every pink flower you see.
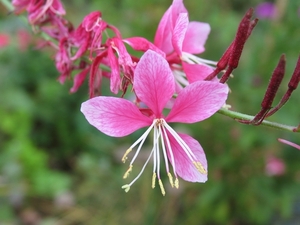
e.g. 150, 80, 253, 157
278, 138, 300, 150
124, 0, 214, 88
255, 2, 278, 20
265, 156, 285, 176
0, 33, 10, 48
81, 50, 229, 194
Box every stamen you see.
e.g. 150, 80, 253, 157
123, 165, 133, 179
173, 70, 189, 87
175, 178, 179, 189
158, 179, 166, 196
193, 161, 207, 174
168, 172, 174, 188
182, 52, 218, 65
152, 173, 156, 188
159, 125, 170, 175
122, 148, 132, 163
153, 124, 162, 180
161, 126, 177, 179
163, 121, 196, 161
121, 148, 154, 193
128, 121, 156, 165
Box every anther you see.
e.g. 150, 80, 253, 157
158, 179, 166, 196
152, 173, 156, 189
123, 165, 133, 179
122, 148, 132, 163
168, 172, 174, 188
175, 178, 179, 189
193, 161, 207, 174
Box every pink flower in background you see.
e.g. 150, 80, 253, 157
17, 29, 32, 51
0, 33, 10, 48
278, 138, 300, 150
81, 50, 229, 194
265, 156, 285, 176
255, 2, 278, 20
12, 0, 65, 23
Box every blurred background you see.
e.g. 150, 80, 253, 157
0, 0, 300, 224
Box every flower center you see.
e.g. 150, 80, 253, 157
121, 118, 206, 195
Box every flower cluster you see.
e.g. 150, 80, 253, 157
11, 0, 300, 195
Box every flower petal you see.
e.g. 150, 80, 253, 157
134, 50, 175, 117
182, 62, 214, 83
172, 13, 189, 57
108, 46, 121, 94
167, 132, 207, 182
154, 7, 173, 54
166, 81, 229, 123
123, 37, 165, 57
183, 21, 210, 54
70, 67, 89, 93
81, 96, 152, 137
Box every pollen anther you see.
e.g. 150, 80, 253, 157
152, 173, 156, 188
168, 172, 174, 187
175, 178, 179, 189
158, 179, 166, 196
193, 161, 207, 174
123, 165, 133, 179
122, 148, 132, 163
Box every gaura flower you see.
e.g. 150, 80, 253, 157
255, 2, 278, 20
124, 0, 215, 89
81, 50, 229, 195
265, 156, 285, 176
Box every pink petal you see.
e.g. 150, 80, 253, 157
183, 21, 210, 54
170, 0, 188, 25
172, 13, 189, 56
70, 67, 89, 93
81, 96, 151, 137
82, 11, 102, 31
182, 62, 215, 83
123, 37, 165, 57
50, 0, 66, 15
108, 46, 121, 94
167, 132, 207, 182
154, 7, 173, 54
134, 50, 175, 117
166, 81, 229, 123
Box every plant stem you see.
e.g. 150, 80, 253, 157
217, 108, 300, 133
1, 0, 14, 11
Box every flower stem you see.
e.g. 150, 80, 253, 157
217, 108, 300, 133
1, 0, 14, 11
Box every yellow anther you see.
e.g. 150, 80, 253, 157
123, 165, 133, 179
121, 184, 130, 193
122, 148, 132, 163
158, 179, 166, 196
152, 173, 156, 189
193, 161, 207, 174
174, 178, 179, 189
167, 173, 174, 188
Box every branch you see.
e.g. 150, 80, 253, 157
217, 107, 300, 133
